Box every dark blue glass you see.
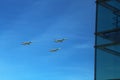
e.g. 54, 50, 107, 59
95, 0, 120, 80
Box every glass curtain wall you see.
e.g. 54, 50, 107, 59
95, 0, 120, 80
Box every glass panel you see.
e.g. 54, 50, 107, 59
96, 49, 120, 80
97, 4, 115, 32
95, 0, 120, 80
108, 0, 120, 10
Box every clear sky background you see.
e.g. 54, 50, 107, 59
0, 0, 95, 80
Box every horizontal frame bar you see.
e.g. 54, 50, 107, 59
95, 42, 120, 48
97, 0, 120, 16
98, 47, 120, 57
95, 28, 120, 35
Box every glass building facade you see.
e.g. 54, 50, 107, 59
95, 0, 120, 80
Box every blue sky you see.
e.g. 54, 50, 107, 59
0, 0, 95, 80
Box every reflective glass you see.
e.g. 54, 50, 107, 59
95, 0, 120, 80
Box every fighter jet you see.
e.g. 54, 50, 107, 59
49, 48, 61, 52
21, 41, 32, 45
54, 38, 67, 43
